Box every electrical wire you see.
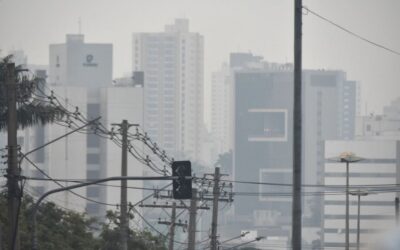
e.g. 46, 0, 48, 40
130, 206, 188, 245
195, 177, 400, 189
23, 154, 118, 206
25, 176, 169, 192
24, 185, 87, 212
28, 86, 175, 183
303, 6, 400, 56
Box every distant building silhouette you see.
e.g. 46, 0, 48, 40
132, 19, 204, 163
218, 53, 357, 247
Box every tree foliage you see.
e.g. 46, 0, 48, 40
0, 55, 65, 131
0, 192, 167, 250
98, 210, 167, 250
0, 192, 99, 250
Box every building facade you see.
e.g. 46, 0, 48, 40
210, 63, 232, 159
22, 34, 145, 219
227, 55, 357, 246
323, 140, 400, 249
132, 19, 204, 163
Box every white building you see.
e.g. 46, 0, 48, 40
132, 19, 204, 163
323, 140, 400, 249
49, 34, 112, 87
22, 86, 89, 212
99, 85, 144, 213
210, 63, 233, 159
21, 34, 145, 220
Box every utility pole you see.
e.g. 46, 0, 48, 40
345, 162, 350, 250
188, 188, 198, 250
120, 120, 129, 250
0, 225, 3, 250
396, 197, 399, 225
112, 120, 137, 250
168, 202, 177, 250
210, 167, 220, 250
292, 0, 303, 249
140, 195, 209, 250
6, 63, 20, 250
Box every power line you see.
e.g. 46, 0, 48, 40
130, 206, 189, 246
24, 176, 168, 191
303, 6, 400, 56
24, 186, 85, 211
32, 83, 173, 176
22, 154, 118, 207
195, 177, 400, 189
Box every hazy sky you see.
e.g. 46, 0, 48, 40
1, 0, 399, 124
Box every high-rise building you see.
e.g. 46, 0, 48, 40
302, 70, 357, 236
210, 53, 265, 167
132, 19, 204, 163
226, 55, 357, 246
22, 34, 145, 219
47, 34, 114, 216
232, 63, 294, 244
210, 63, 232, 158
49, 34, 112, 87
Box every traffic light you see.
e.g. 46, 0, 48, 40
172, 161, 192, 199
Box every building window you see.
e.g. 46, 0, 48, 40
87, 186, 100, 197
248, 109, 288, 142
87, 153, 100, 164
87, 170, 100, 179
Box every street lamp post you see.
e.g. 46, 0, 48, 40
349, 190, 368, 250
330, 152, 363, 250
216, 231, 250, 250
223, 236, 265, 250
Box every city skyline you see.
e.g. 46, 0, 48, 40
1, 0, 399, 125
1, 1, 400, 249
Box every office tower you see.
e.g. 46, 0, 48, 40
132, 19, 204, 163
210, 63, 233, 159
26, 34, 144, 218
228, 55, 356, 247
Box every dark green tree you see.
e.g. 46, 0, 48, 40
0, 54, 65, 131
99, 210, 167, 250
0, 192, 100, 250
0, 192, 168, 250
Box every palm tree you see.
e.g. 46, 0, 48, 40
0, 55, 65, 131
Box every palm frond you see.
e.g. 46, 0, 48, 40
0, 103, 65, 131
0, 54, 65, 131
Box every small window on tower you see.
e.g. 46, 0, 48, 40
247, 109, 288, 142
